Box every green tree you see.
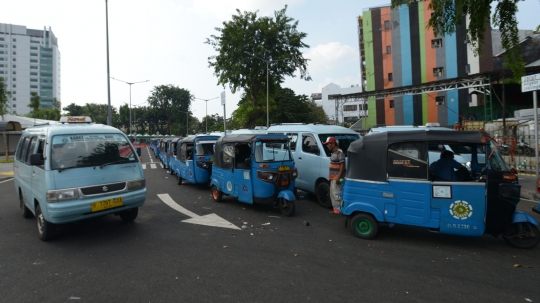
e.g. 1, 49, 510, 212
392, 0, 533, 82
272, 87, 327, 124
28, 92, 41, 118
52, 98, 61, 111
147, 85, 192, 136
63, 103, 84, 116
206, 6, 311, 128
0, 77, 11, 117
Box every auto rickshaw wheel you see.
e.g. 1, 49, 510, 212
212, 186, 223, 202
502, 222, 540, 249
350, 213, 378, 240
177, 174, 183, 185
119, 207, 139, 222
169, 168, 174, 175
316, 181, 332, 209
278, 198, 295, 217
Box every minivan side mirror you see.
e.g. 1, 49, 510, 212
30, 153, 44, 166
137, 147, 142, 157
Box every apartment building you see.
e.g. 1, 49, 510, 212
0, 23, 61, 115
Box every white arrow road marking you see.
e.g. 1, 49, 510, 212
157, 193, 240, 230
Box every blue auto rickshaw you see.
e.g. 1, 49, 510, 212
342, 130, 540, 248
210, 134, 298, 216
173, 135, 220, 185
167, 137, 183, 175
150, 138, 161, 158
159, 137, 176, 169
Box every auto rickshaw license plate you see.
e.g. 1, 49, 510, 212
278, 165, 290, 171
92, 197, 123, 212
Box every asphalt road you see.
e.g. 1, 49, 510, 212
1, 147, 539, 303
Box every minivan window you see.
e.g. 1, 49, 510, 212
50, 133, 137, 170
318, 134, 360, 156
15, 137, 26, 161
18, 137, 30, 162
25, 137, 37, 164
302, 134, 319, 155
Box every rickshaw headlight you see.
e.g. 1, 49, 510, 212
291, 170, 298, 179
257, 171, 277, 182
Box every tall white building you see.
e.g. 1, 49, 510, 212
0, 23, 61, 115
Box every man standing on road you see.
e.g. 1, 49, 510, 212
323, 137, 345, 214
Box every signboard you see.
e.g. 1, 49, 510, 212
522, 74, 540, 92
221, 91, 226, 105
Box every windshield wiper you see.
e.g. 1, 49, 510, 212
100, 159, 133, 169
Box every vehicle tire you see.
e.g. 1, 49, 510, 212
212, 186, 223, 202
119, 207, 139, 222
169, 167, 174, 175
502, 222, 540, 249
278, 198, 295, 217
36, 205, 56, 241
177, 174, 183, 185
19, 191, 32, 219
349, 213, 378, 240
316, 181, 332, 208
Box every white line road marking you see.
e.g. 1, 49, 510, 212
159, 163, 163, 168
157, 193, 240, 230
147, 146, 154, 163
150, 164, 157, 169
0, 178, 13, 184
142, 164, 146, 170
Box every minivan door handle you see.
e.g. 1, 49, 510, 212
298, 157, 302, 160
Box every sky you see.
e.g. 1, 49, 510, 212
3, 0, 539, 121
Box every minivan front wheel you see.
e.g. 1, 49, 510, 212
316, 181, 332, 208
36, 205, 56, 241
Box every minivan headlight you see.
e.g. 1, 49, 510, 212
128, 179, 146, 190
46, 188, 79, 202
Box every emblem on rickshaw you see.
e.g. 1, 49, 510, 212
241, 184, 248, 194
449, 200, 473, 220
227, 181, 233, 191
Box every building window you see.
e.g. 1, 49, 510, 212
12, 71, 16, 75
388, 73, 393, 81
0, 57, 3, 61
0, 51, 3, 54
432, 39, 443, 48
389, 100, 394, 108
12, 78, 16, 81
30, 85, 38, 89
12, 51, 16, 55
12, 104, 16, 108
30, 59, 38, 63
12, 38, 16, 42
30, 72, 37, 76
30, 66, 38, 69
30, 46, 38, 50
30, 78, 38, 82
12, 65, 16, 68
384, 20, 390, 29
12, 58, 16, 62
0, 38, 3, 41
12, 84, 16, 88
12, 97, 16, 101
12, 45, 16, 49
386, 46, 391, 54
343, 105, 358, 111
433, 67, 444, 77
0, 71, 3, 74
30, 53, 38, 56
31, 40, 40, 44
435, 96, 445, 105
465, 64, 470, 74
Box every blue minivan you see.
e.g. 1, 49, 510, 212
13, 116, 147, 241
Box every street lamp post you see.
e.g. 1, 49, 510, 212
105, 0, 112, 126
244, 52, 291, 128
111, 77, 149, 137
177, 110, 190, 136
195, 97, 219, 133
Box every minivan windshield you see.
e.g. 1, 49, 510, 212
50, 133, 137, 170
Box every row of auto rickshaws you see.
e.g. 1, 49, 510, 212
148, 130, 540, 249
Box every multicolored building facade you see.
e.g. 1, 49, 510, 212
359, 1, 493, 127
